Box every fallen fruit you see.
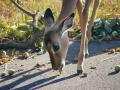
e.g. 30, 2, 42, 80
115, 65, 120, 72
8, 69, 16, 76
20, 64, 24, 67
23, 52, 29, 59
115, 48, 120, 52
1, 51, 7, 58
0, 73, 6, 77
108, 49, 115, 54
35, 63, 46, 68
112, 31, 119, 38
2, 58, 10, 64
0, 61, 4, 65
1, 51, 11, 64
102, 48, 109, 52
90, 66, 96, 70
80, 73, 88, 78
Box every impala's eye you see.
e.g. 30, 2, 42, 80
53, 42, 60, 52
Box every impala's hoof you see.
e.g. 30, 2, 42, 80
59, 64, 64, 71
77, 69, 83, 75
85, 53, 89, 58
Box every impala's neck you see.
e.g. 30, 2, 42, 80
54, 0, 78, 28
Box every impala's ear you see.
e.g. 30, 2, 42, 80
57, 13, 75, 33
44, 8, 54, 27
63, 13, 75, 29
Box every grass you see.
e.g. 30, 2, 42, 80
0, 0, 120, 25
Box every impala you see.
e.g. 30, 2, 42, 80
44, 0, 101, 75
11, 0, 101, 75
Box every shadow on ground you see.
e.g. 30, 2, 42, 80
67, 40, 120, 63
0, 68, 78, 90
12, 74, 78, 90
0, 68, 52, 90
0, 40, 120, 90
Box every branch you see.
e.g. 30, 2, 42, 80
10, 0, 34, 17
0, 41, 31, 49
11, 0, 44, 24
32, 10, 44, 30
33, 10, 44, 26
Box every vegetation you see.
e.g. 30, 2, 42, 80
0, 0, 120, 50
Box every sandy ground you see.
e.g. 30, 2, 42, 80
0, 41, 120, 90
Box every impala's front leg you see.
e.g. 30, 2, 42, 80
85, 0, 101, 57
77, 0, 92, 74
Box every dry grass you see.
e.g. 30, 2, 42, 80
0, 0, 120, 26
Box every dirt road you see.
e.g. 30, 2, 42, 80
0, 41, 120, 90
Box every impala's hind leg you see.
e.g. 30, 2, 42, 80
85, 0, 101, 57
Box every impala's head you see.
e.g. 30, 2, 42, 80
43, 8, 74, 70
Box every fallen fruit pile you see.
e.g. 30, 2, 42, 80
91, 18, 120, 41
72, 18, 120, 41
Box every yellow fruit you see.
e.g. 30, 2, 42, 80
115, 48, 120, 52
2, 51, 7, 58
1, 51, 10, 64
24, 52, 29, 58
2, 58, 10, 63
0, 73, 6, 77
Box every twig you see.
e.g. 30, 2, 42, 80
10, 0, 34, 17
